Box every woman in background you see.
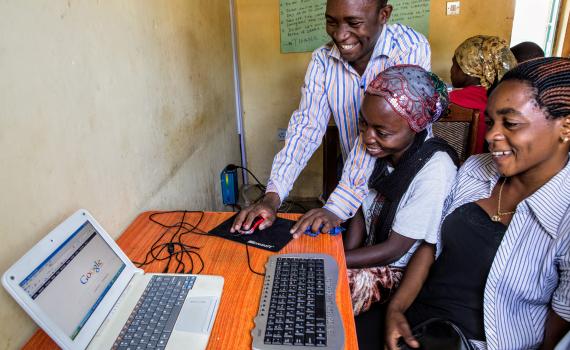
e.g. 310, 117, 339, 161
449, 35, 517, 154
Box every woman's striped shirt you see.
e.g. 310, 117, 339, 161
436, 154, 570, 349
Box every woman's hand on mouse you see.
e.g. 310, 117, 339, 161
231, 193, 280, 233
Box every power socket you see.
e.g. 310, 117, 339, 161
446, 1, 460, 15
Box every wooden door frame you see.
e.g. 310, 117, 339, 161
553, 0, 570, 56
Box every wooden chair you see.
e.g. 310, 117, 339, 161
432, 103, 480, 162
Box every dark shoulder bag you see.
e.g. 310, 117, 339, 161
397, 318, 475, 350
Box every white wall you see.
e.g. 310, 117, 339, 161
0, 1, 239, 348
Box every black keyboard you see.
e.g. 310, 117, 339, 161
252, 254, 344, 350
112, 275, 196, 350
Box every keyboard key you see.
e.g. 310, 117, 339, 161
264, 336, 273, 344
305, 333, 316, 346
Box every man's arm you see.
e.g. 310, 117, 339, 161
289, 135, 373, 236
323, 134, 376, 220
233, 50, 331, 232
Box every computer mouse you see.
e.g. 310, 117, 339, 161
238, 216, 265, 235
304, 225, 345, 237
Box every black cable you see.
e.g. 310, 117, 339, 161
281, 199, 308, 213
136, 210, 266, 276
188, 250, 205, 274
226, 164, 266, 191
163, 243, 175, 272
175, 252, 185, 274
226, 164, 310, 215
183, 249, 194, 274
245, 242, 265, 276
133, 211, 208, 274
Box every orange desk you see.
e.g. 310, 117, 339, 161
23, 211, 358, 349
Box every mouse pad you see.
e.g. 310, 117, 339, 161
208, 214, 295, 252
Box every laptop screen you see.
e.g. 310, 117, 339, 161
19, 221, 126, 340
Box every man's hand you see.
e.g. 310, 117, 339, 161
231, 193, 280, 233
289, 208, 342, 238
385, 306, 419, 350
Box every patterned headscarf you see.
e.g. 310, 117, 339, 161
454, 35, 517, 89
365, 64, 449, 132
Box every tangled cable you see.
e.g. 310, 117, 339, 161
132, 211, 208, 274
132, 210, 265, 276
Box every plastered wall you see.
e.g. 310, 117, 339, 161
429, 0, 515, 81
236, 0, 515, 199
236, 0, 323, 199
0, 1, 239, 348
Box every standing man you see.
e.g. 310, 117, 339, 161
232, 0, 430, 235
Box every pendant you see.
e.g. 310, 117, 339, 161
491, 215, 501, 222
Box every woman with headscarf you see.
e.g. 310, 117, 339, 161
344, 65, 459, 324
450, 35, 517, 154
386, 57, 570, 350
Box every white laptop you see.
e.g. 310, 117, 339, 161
2, 209, 224, 350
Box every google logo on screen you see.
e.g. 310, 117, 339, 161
80, 259, 103, 284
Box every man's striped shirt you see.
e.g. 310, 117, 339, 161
266, 24, 431, 219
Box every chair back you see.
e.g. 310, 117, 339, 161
432, 103, 480, 162
322, 122, 341, 201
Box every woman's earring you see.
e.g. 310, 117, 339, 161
562, 135, 570, 143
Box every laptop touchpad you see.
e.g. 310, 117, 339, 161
174, 296, 216, 334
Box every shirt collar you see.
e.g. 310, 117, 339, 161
465, 154, 499, 183
328, 24, 391, 62
466, 154, 570, 238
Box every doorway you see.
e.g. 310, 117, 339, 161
511, 0, 562, 55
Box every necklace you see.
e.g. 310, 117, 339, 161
491, 177, 516, 222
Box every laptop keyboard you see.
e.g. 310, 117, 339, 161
112, 275, 196, 350
252, 254, 344, 350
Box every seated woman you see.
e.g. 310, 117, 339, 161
449, 35, 517, 154
344, 65, 458, 318
385, 57, 570, 350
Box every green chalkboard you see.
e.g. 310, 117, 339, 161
279, 0, 330, 53
390, 0, 431, 37
279, 0, 431, 53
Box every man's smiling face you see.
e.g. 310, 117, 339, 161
325, 0, 390, 71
